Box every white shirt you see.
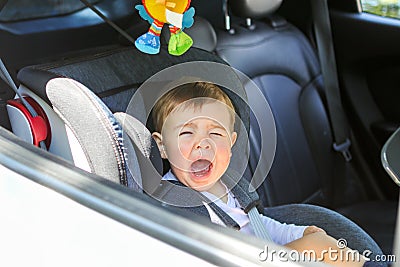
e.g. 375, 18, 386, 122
162, 171, 307, 245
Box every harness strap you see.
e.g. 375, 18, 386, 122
223, 169, 260, 213
154, 174, 272, 242
223, 170, 272, 242
153, 180, 240, 229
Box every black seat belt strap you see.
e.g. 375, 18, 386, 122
79, 0, 136, 45
310, 0, 352, 162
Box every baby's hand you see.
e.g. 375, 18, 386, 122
303, 225, 326, 236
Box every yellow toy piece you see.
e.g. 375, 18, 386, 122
143, 0, 190, 23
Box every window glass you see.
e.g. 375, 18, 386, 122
361, 0, 400, 19
0, 0, 102, 22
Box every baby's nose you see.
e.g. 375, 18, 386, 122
195, 138, 211, 150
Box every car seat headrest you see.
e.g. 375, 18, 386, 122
45, 77, 131, 186
114, 112, 164, 194
114, 112, 152, 158
114, 112, 163, 174
229, 0, 283, 19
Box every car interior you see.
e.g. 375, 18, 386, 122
1, 0, 399, 264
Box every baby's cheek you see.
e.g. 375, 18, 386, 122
217, 146, 232, 162
218, 141, 233, 153
176, 142, 193, 158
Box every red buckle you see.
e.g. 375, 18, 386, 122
7, 97, 51, 149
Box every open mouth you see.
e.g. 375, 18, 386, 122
190, 159, 213, 178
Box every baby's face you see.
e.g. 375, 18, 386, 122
154, 100, 237, 191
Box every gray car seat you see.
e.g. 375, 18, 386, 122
213, 0, 397, 255
116, 109, 384, 264
8, 14, 386, 263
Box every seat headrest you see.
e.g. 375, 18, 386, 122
229, 0, 283, 19
45, 77, 128, 185
114, 112, 164, 194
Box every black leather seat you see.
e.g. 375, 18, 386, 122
214, 0, 397, 255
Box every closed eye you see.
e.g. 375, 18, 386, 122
179, 131, 193, 136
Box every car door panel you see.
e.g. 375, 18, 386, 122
331, 10, 400, 198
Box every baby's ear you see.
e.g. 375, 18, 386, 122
152, 132, 167, 159
230, 132, 237, 147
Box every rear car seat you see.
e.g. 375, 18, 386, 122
214, 0, 397, 254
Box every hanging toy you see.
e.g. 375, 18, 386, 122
135, 0, 195, 56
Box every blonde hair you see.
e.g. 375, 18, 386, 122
152, 82, 236, 132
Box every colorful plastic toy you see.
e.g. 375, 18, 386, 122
135, 0, 195, 56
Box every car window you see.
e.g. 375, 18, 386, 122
0, 0, 102, 22
361, 0, 400, 19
